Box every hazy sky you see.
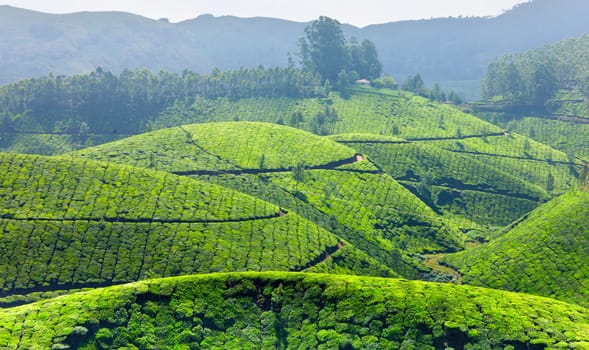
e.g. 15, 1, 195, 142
3, 0, 528, 26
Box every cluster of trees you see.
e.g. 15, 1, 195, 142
0, 66, 326, 134
402, 74, 463, 105
482, 58, 558, 106
297, 17, 383, 84
482, 35, 589, 106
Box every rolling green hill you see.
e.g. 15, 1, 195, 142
426, 133, 579, 194
331, 133, 552, 227
0, 152, 393, 302
149, 88, 583, 228
75, 121, 358, 172
443, 190, 589, 307
76, 122, 465, 279
1, 272, 589, 349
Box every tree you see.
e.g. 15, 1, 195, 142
348, 38, 382, 80
529, 64, 557, 106
402, 74, 426, 96
292, 163, 306, 183
297, 17, 383, 86
579, 164, 588, 188
298, 17, 349, 83
371, 75, 397, 89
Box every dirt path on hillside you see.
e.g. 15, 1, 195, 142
423, 253, 463, 285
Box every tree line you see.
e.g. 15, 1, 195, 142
0, 66, 326, 134
482, 34, 589, 107
0, 16, 468, 140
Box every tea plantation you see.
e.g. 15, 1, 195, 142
1, 272, 589, 349
331, 133, 554, 227
0, 76, 586, 349
0, 153, 394, 301
76, 122, 466, 277
443, 190, 589, 307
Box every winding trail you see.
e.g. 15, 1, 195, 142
0, 211, 287, 225
171, 155, 380, 177
294, 242, 345, 272
423, 253, 463, 284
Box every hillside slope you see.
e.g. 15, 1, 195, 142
1, 272, 589, 349
332, 133, 552, 227
443, 190, 589, 307
148, 89, 578, 228
0, 152, 392, 300
76, 122, 465, 277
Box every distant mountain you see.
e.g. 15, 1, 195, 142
1, 0, 589, 99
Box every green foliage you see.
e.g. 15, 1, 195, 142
78, 122, 356, 171
339, 137, 550, 227
485, 114, 589, 160
475, 36, 589, 168
298, 17, 349, 83
75, 122, 464, 276
401, 75, 463, 104
152, 88, 500, 140
0, 152, 382, 294
402, 74, 427, 96
347, 37, 383, 80
428, 134, 579, 194
1, 272, 589, 349
268, 170, 463, 253
298, 17, 382, 83
0, 153, 278, 221
370, 75, 397, 90
482, 34, 589, 111
443, 191, 589, 307
0, 67, 325, 148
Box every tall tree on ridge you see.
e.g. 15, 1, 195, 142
298, 16, 349, 83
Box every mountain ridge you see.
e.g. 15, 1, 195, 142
3, 0, 589, 100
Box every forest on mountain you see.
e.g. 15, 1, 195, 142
474, 33, 589, 159
482, 34, 589, 109
1, 0, 589, 99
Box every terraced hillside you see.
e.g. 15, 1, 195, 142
0, 153, 393, 302
496, 117, 589, 160
426, 133, 579, 193
443, 190, 589, 307
76, 122, 464, 278
1, 272, 589, 349
331, 133, 555, 228
152, 88, 501, 139
149, 89, 580, 227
